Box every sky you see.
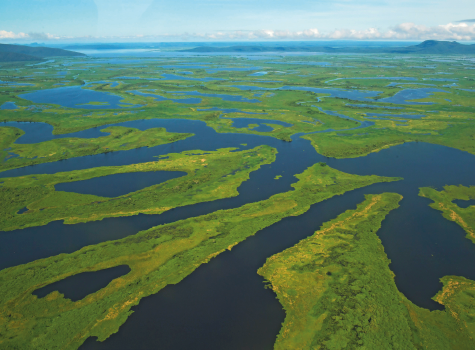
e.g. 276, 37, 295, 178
0, 0, 475, 42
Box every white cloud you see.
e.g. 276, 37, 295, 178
0, 30, 28, 39
150, 22, 475, 41
2, 22, 475, 42
385, 22, 475, 40
0, 30, 59, 40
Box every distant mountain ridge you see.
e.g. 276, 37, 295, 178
180, 40, 475, 54
0, 44, 86, 62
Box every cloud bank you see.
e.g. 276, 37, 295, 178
199, 23, 475, 41
0, 30, 29, 39
1, 22, 475, 41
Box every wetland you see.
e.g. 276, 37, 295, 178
1, 52, 475, 350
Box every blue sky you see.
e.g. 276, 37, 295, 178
1, 0, 475, 41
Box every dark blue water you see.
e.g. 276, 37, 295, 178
113, 74, 223, 82
55, 171, 187, 198
34, 265, 131, 302
90, 59, 152, 64
1, 119, 475, 349
224, 117, 292, 132
81, 172, 475, 350
380, 88, 448, 105
0, 80, 35, 87
1, 122, 110, 144
160, 73, 224, 82
231, 84, 381, 101
128, 90, 201, 104
312, 106, 375, 131
114, 76, 160, 80
364, 116, 407, 122
267, 61, 331, 66
168, 90, 261, 103
346, 103, 404, 110
17, 207, 28, 214
1, 102, 18, 110
453, 199, 475, 208
77, 142, 475, 350
19, 86, 142, 109
198, 108, 286, 133
160, 65, 209, 69
231, 85, 449, 105
334, 77, 417, 81
387, 82, 436, 87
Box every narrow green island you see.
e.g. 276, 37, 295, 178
420, 185, 475, 243
258, 193, 475, 349
0, 126, 193, 172
0, 145, 276, 231
0, 164, 398, 349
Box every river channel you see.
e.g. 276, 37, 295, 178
1, 118, 475, 349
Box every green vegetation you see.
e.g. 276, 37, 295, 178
303, 113, 475, 159
420, 185, 475, 243
0, 164, 397, 350
258, 193, 475, 349
0, 145, 276, 231
1, 53, 474, 158
0, 126, 192, 172
77, 101, 110, 106
2, 53, 475, 349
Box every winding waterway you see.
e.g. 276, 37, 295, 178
1, 119, 475, 348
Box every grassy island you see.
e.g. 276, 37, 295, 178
0, 126, 193, 172
420, 185, 475, 243
0, 145, 276, 231
0, 164, 398, 350
258, 193, 475, 349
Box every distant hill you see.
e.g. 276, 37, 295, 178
181, 40, 475, 54
0, 52, 42, 62
0, 44, 86, 62
391, 40, 475, 54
